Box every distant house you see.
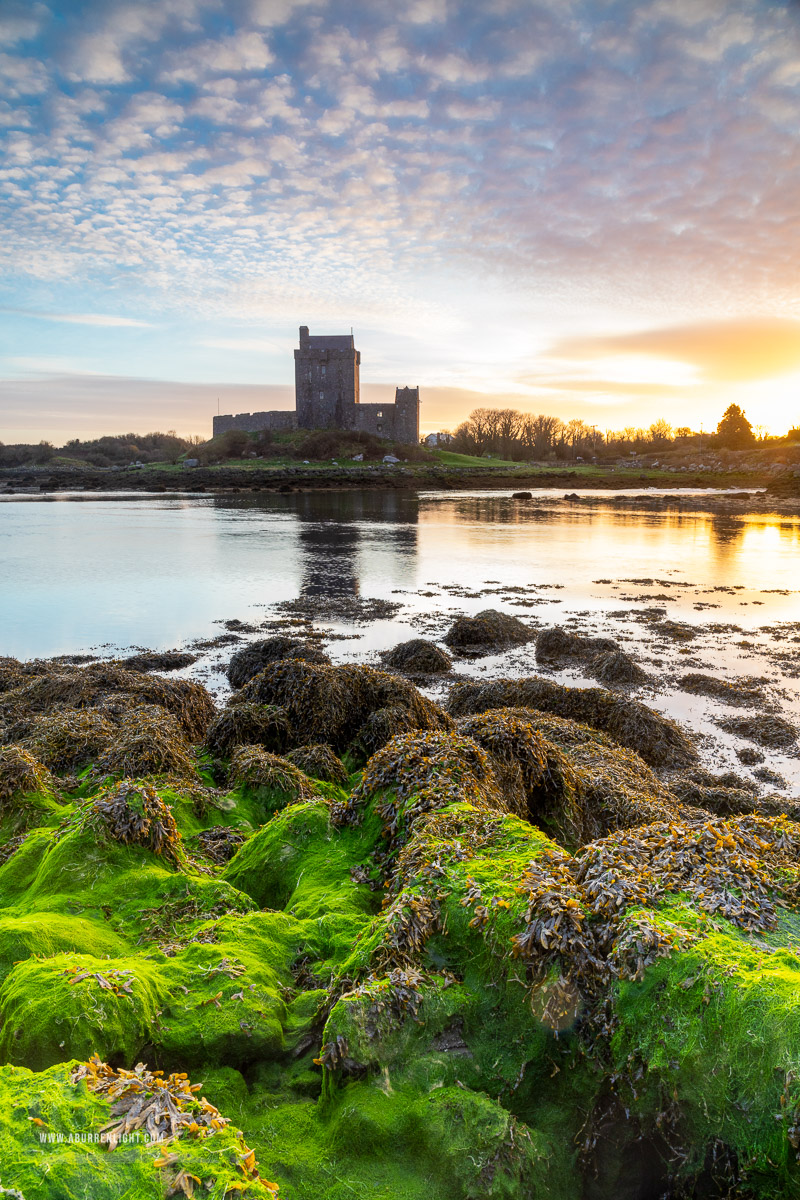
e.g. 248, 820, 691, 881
423, 432, 453, 447
213, 326, 421, 445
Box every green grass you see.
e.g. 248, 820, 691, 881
431, 450, 523, 468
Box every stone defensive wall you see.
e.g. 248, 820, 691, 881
213, 411, 297, 437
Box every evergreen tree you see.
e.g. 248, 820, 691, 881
715, 404, 755, 449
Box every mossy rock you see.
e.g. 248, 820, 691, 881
606, 905, 800, 1196
223, 799, 379, 921
0, 911, 126, 984
0, 1059, 279, 1199
0, 953, 168, 1069
156, 918, 293, 1068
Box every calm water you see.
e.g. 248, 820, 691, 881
2, 488, 799, 659
3, 487, 800, 787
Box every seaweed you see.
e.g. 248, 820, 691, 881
286, 743, 349, 787
118, 650, 198, 672
447, 675, 697, 768
233, 660, 452, 754
0, 661, 215, 741
21, 708, 117, 772
94, 704, 197, 780
349, 705, 420, 763
463, 707, 682, 839
229, 746, 316, 807
444, 609, 535, 655
345, 729, 507, 860
204, 702, 291, 758
82, 779, 186, 867
194, 826, 248, 864
679, 672, 768, 706
587, 649, 649, 687
535, 626, 618, 666
716, 713, 799, 751
0, 745, 54, 805
227, 636, 329, 689
5, 629, 800, 1199
382, 638, 452, 675
455, 709, 584, 846
667, 767, 770, 817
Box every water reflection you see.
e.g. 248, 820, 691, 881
1, 489, 799, 661
209, 489, 420, 603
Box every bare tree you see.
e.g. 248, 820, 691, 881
496, 409, 522, 458
648, 419, 673, 447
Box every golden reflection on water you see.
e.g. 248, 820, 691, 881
414, 497, 800, 622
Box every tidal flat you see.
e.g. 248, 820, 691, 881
0, 488, 799, 1198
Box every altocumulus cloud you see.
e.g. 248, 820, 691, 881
0, 0, 799, 436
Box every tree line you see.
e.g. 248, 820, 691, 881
0, 431, 199, 468
448, 404, 796, 460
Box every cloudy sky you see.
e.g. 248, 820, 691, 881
1, 0, 799, 441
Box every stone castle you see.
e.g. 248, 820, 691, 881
212, 326, 420, 444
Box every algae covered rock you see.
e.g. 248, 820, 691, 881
6, 642, 800, 1199
382, 638, 453, 675
227, 636, 330, 689
0, 953, 167, 1070
448, 675, 697, 768
232, 660, 452, 755
0, 1058, 279, 1198
444, 608, 535, 655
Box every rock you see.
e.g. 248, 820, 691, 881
382, 638, 452, 675
444, 609, 536, 655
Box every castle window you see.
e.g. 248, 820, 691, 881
321, 365, 326, 377
377, 424, 382, 433
377, 410, 383, 418
319, 391, 324, 400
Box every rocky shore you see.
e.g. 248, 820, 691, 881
2, 461, 798, 501
1, 636, 800, 1197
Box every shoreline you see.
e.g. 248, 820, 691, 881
2, 461, 799, 510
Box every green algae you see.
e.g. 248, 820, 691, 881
0, 1060, 279, 1199
3, 657, 800, 1197
609, 903, 800, 1194
223, 799, 380, 921
0, 953, 168, 1069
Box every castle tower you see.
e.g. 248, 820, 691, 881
294, 325, 361, 431
393, 386, 420, 444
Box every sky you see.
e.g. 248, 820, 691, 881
1, 0, 799, 442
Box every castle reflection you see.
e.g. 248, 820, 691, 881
213, 489, 420, 601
